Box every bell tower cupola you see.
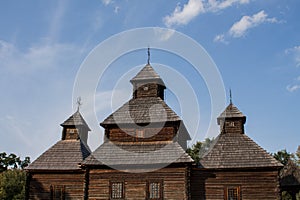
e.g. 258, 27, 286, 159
217, 93, 246, 134
130, 48, 166, 99
60, 110, 91, 144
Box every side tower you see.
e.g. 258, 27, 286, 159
26, 110, 91, 200
191, 102, 283, 200
83, 53, 193, 200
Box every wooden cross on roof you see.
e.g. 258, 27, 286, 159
76, 97, 82, 111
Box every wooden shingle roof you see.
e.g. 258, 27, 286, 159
199, 133, 282, 169
61, 110, 91, 131
101, 97, 181, 125
83, 141, 193, 166
26, 140, 91, 171
217, 103, 246, 124
130, 64, 164, 84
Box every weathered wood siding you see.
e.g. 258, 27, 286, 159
133, 83, 164, 99
28, 172, 85, 200
109, 127, 175, 142
88, 167, 189, 200
190, 169, 280, 200
219, 119, 244, 134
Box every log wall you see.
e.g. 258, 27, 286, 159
190, 169, 280, 200
109, 127, 175, 142
88, 167, 189, 200
28, 172, 85, 200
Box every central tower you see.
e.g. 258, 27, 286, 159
130, 63, 166, 99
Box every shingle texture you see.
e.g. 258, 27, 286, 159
200, 133, 282, 169
218, 103, 246, 119
61, 110, 91, 130
83, 141, 193, 166
130, 64, 163, 83
26, 140, 91, 170
101, 97, 181, 125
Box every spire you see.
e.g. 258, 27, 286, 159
229, 89, 232, 105
147, 46, 150, 65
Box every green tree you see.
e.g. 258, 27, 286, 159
281, 191, 292, 200
273, 149, 291, 165
186, 138, 214, 163
0, 169, 26, 200
0, 152, 30, 172
293, 146, 300, 166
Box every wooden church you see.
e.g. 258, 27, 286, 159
26, 52, 282, 199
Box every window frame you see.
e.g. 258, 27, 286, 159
50, 185, 65, 200
136, 129, 145, 139
147, 180, 163, 200
224, 185, 241, 200
110, 181, 125, 200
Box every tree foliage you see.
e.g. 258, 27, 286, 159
186, 138, 214, 163
293, 146, 300, 166
0, 152, 30, 172
273, 149, 292, 166
273, 148, 300, 200
0, 152, 30, 200
0, 169, 26, 200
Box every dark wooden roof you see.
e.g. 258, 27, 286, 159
217, 103, 246, 124
83, 141, 193, 166
130, 64, 164, 85
199, 133, 282, 169
101, 97, 181, 125
280, 159, 300, 186
61, 110, 91, 131
26, 140, 91, 171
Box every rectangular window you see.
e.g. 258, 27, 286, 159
225, 186, 241, 200
50, 185, 65, 200
111, 182, 124, 199
148, 181, 162, 200
136, 129, 144, 138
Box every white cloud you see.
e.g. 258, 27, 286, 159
207, 0, 250, 12
214, 10, 279, 43
48, 1, 68, 41
114, 6, 120, 14
229, 10, 278, 38
163, 0, 251, 28
286, 84, 300, 92
286, 73, 300, 93
163, 0, 205, 27
155, 29, 175, 41
0, 40, 84, 74
102, 0, 112, 5
213, 34, 228, 44
285, 46, 300, 67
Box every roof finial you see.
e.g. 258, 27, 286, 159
147, 46, 150, 65
76, 97, 82, 111
229, 88, 232, 104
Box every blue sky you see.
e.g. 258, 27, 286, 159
0, 0, 299, 161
